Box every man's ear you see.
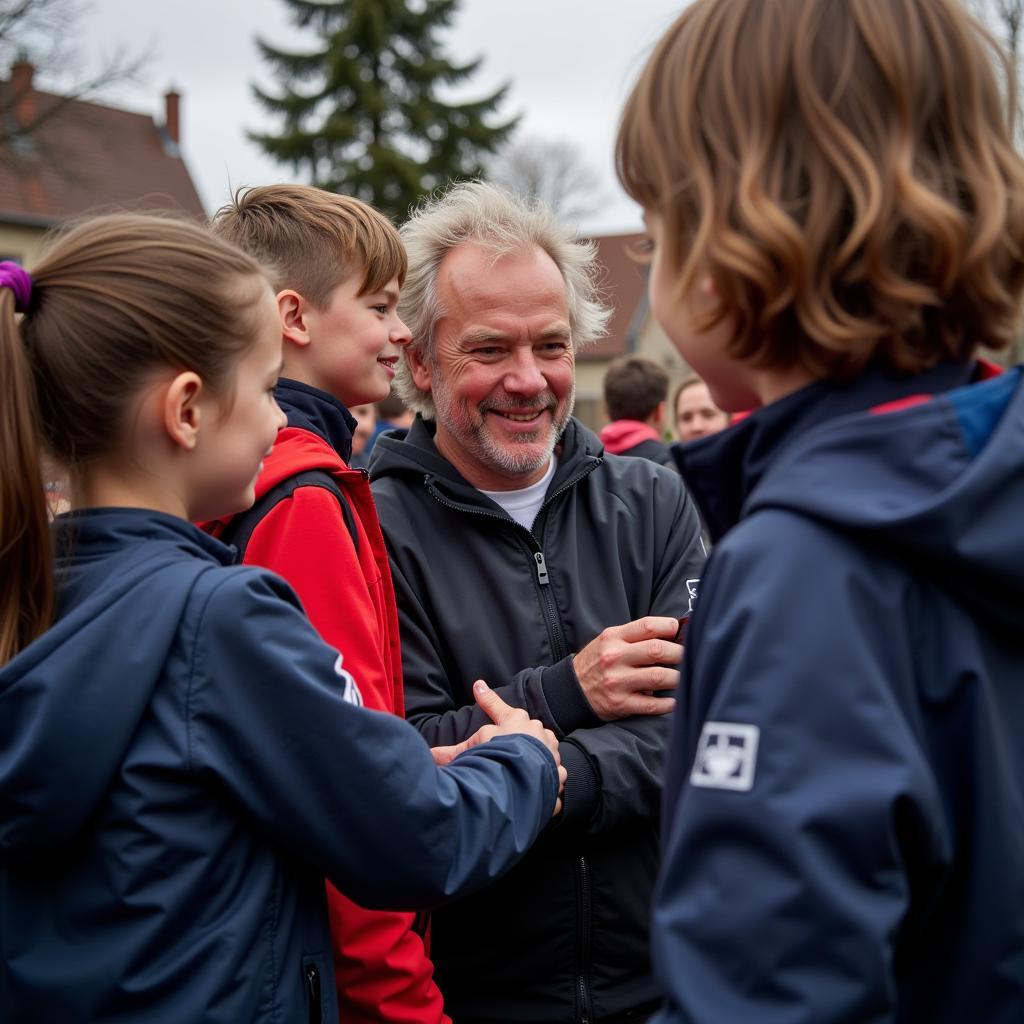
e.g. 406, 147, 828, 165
163, 371, 205, 450
277, 289, 312, 349
406, 345, 433, 393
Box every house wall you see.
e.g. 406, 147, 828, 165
573, 313, 693, 434
0, 223, 48, 265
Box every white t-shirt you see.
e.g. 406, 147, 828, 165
479, 457, 557, 532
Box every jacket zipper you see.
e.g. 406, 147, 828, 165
425, 484, 581, 662
528, 462, 601, 660
537, 460, 602, 514
426, 461, 602, 1021
527, 544, 569, 662
533, 550, 549, 584
575, 854, 594, 1024
305, 962, 322, 1024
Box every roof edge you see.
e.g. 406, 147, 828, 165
0, 209, 57, 228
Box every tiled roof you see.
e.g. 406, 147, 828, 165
579, 231, 648, 361
0, 83, 204, 224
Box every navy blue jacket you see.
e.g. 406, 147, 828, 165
0, 510, 558, 1023
653, 363, 1024, 1023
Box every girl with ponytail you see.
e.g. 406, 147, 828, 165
0, 214, 561, 1022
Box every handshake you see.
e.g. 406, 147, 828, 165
430, 614, 684, 819
431, 680, 567, 816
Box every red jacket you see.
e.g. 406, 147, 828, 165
597, 418, 662, 455
207, 396, 449, 1024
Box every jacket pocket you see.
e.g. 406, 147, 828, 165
301, 953, 327, 1024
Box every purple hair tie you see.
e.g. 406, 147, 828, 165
0, 260, 33, 313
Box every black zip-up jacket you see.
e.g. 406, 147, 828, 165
370, 417, 707, 1024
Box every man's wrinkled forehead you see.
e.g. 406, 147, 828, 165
435, 242, 570, 324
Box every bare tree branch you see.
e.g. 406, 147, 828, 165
972, 0, 1024, 97
488, 135, 604, 225
0, 0, 149, 153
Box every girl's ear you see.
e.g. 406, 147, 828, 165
406, 345, 432, 393
163, 371, 205, 450
277, 289, 311, 349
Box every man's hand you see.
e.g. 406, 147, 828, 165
430, 681, 566, 817
572, 616, 681, 721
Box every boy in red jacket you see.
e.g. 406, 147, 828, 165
208, 185, 448, 1024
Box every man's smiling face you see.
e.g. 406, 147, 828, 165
410, 242, 576, 491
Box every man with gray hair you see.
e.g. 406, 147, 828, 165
370, 182, 706, 1024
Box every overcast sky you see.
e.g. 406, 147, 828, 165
48, 0, 686, 234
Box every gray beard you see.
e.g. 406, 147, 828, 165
431, 376, 575, 479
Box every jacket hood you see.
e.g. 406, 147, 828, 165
367, 416, 455, 483
0, 510, 230, 864
680, 363, 1024, 630
369, 415, 604, 501
597, 419, 661, 455
255, 427, 348, 495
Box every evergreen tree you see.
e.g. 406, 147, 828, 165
251, 0, 517, 221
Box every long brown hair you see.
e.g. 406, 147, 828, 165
0, 213, 267, 665
616, 0, 1024, 378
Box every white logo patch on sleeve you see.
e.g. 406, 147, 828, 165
690, 722, 759, 791
333, 653, 364, 707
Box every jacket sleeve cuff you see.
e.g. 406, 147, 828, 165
540, 656, 601, 736
555, 740, 601, 827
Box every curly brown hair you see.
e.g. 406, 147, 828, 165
616, 0, 1024, 379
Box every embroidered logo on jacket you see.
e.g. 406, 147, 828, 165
686, 578, 700, 614
690, 722, 759, 791
333, 654, 364, 707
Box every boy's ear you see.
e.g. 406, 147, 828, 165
277, 289, 312, 349
406, 345, 432, 393
650, 400, 666, 430
163, 371, 205, 450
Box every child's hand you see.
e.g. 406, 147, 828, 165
430, 681, 566, 816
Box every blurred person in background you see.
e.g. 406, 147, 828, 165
365, 391, 416, 461
349, 402, 377, 469
673, 373, 730, 442
599, 354, 674, 467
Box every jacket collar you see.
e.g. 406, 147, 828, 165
54, 507, 235, 565
274, 378, 356, 464
375, 415, 603, 506
674, 360, 978, 541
